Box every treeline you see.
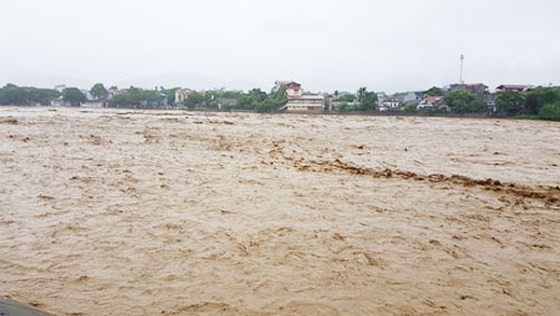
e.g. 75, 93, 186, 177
0, 82, 290, 112
112, 87, 164, 107
186, 86, 379, 113
403, 86, 560, 121
0, 84, 91, 106
184, 87, 288, 112
2, 82, 559, 121
0, 84, 60, 105
448, 87, 560, 120
446, 90, 486, 114
336, 87, 378, 112
496, 87, 560, 121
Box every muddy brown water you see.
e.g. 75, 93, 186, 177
1, 107, 559, 315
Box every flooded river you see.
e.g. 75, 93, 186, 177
1, 107, 559, 315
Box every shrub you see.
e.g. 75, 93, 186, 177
404, 103, 417, 112
538, 103, 560, 121
446, 90, 486, 114
525, 88, 560, 115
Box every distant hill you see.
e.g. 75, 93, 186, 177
0, 72, 261, 92
2, 74, 94, 90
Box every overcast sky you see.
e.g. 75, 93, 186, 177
1, 0, 559, 93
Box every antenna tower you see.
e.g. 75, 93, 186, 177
459, 54, 465, 84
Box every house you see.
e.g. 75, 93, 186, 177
274, 80, 302, 98
157, 93, 168, 108
380, 99, 401, 111
274, 80, 324, 112
175, 88, 193, 105
449, 83, 488, 98
50, 96, 70, 107
417, 96, 446, 110
496, 84, 531, 93
214, 97, 237, 109
394, 91, 423, 105
377, 92, 388, 103
283, 95, 325, 112
108, 86, 119, 95
83, 89, 111, 108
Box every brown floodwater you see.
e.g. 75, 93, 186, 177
1, 107, 559, 315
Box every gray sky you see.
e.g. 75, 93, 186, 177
1, 0, 559, 93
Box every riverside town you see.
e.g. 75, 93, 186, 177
1, 80, 559, 121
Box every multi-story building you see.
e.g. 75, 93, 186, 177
448, 83, 488, 99
175, 88, 193, 105
275, 80, 324, 111
274, 80, 303, 98
283, 95, 325, 111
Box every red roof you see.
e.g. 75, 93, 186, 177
276, 80, 301, 88
425, 96, 444, 103
285, 82, 301, 88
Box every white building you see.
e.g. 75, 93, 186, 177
283, 95, 325, 111
175, 88, 193, 105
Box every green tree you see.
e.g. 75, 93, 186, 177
90, 83, 108, 100
356, 87, 378, 111
357, 87, 367, 104
32, 88, 60, 105
446, 90, 485, 113
256, 86, 287, 112
538, 102, 560, 121
63, 88, 87, 106
237, 88, 268, 110
425, 86, 444, 96
404, 102, 417, 112
338, 94, 355, 103
208, 88, 243, 99
524, 87, 560, 115
337, 101, 349, 111
202, 89, 243, 110
159, 87, 180, 105
356, 87, 377, 111
496, 91, 525, 116
183, 91, 208, 109
112, 87, 161, 107
0, 84, 60, 105
0, 85, 27, 105
362, 91, 378, 111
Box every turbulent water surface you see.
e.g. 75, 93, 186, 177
1, 107, 559, 315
